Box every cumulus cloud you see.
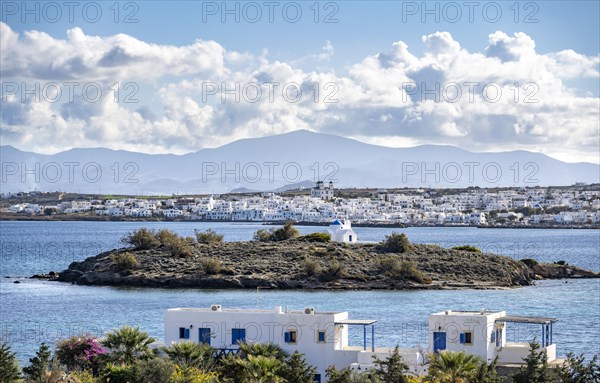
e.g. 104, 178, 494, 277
1, 23, 598, 163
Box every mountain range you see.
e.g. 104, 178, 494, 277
1, 130, 598, 194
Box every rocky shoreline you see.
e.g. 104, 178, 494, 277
50, 240, 599, 290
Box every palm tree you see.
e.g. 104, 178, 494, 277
427, 351, 481, 383
101, 326, 156, 365
237, 354, 285, 383
238, 342, 289, 361
163, 341, 215, 371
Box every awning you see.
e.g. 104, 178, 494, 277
335, 319, 377, 326
496, 316, 558, 325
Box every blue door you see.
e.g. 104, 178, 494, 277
433, 332, 446, 352
232, 328, 246, 345
199, 328, 211, 345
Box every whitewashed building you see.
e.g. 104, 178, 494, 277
311, 181, 335, 200
327, 220, 357, 243
164, 305, 424, 382
429, 310, 558, 364
163, 306, 559, 382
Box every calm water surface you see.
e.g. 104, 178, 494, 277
0, 221, 598, 362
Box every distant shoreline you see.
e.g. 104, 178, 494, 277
1, 214, 598, 229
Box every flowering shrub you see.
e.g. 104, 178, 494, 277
56, 336, 107, 372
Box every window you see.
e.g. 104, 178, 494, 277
317, 331, 326, 343
459, 332, 473, 345
179, 327, 190, 339
313, 374, 322, 383
199, 328, 211, 345
490, 331, 496, 343
232, 328, 246, 345
284, 330, 298, 344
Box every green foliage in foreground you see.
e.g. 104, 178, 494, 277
22, 343, 51, 382
0, 342, 21, 383
3, 332, 600, 383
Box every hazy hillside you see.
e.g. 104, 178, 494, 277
2, 130, 598, 194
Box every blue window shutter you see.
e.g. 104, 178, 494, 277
284, 332, 290, 343
318, 331, 325, 342
184, 328, 190, 339
459, 333, 465, 344
491, 332, 496, 343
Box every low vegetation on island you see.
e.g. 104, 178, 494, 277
1, 330, 598, 383
54, 223, 599, 290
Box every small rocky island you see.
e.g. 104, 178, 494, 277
55, 225, 599, 290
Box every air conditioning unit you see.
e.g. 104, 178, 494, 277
211, 305, 222, 312
304, 307, 315, 315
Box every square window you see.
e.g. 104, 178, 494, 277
460, 331, 473, 345
179, 327, 190, 339
285, 330, 298, 344
317, 331, 326, 343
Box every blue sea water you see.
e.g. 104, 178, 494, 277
0, 221, 599, 362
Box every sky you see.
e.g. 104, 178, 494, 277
1, 0, 599, 163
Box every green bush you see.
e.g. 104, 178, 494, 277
378, 257, 431, 284
135, 357, 176, 383
155, 229, 194, 257
253, 229, 272, 242
68, 370, 97, 383
300, 232, 331, 243
521, 258, 539, 267
555, 260, 568, 266
195, 229, 224, 244
201, 258, 222, 275
99, 363, 137, 383
377, 256, 401, 273
170, 238, 194, 258
451, 245, 481, 253
381, 233, 411, 253
156, 229, 181, 247
319, 259, 345, 281
272, 222, 300, 241
111, 252, 139, 270
302, 258, 321, 276
254, 222, 300, 242
397, 260, 431, 284
122, 228, 160, 250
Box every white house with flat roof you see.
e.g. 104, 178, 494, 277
164, 306, 558, 382
164, 305, 424, 382
429, 310, 558, 365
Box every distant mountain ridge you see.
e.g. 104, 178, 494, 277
1, 130, 598, 194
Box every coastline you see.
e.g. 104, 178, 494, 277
1, 214, 598, 229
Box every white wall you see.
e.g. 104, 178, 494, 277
165, 308, 355, 379
498, 343, 556, 364
428, 311, 506, 362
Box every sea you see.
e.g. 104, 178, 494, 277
1, 221, 598, 363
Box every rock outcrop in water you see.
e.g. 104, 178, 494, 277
55, 240, 599, 290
